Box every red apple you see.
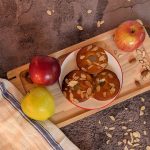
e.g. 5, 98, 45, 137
29, 56, 61, 85
114, 20, 145, 52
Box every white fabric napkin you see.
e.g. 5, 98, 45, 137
0, 78, 79, 150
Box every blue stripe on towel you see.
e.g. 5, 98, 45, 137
0, 82, 63, 150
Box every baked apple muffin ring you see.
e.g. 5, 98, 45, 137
62, 70, 93, 103
93, 69, 120, 101
76, 44, 108, 74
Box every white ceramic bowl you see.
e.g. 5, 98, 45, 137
59, 49, 123, 110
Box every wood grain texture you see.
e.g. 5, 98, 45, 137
7, 21, 150, 128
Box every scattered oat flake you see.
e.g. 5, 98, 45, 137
52, 10, 55, 13
106, 132, 112, 138
47, 10, 52, 15
140, 110, 144, 116
109, 127, 115, 130
125, 108, 128, 110
106, 140, 110, 144
144, 131, 147, 135
146, 146, 150, 150
144, 121, 146, 124
141, 106, 145, 111
87, 9, 92, 14
127, 129, 132, 132
104, 126, 108, 130
122, 126, 127, 130
141, 97, 145, 102
124, 145, 128, 150
129, 119, 132, 122
118, 141, 122, 145
77, 25, 83, 31
109, 116, 115, 121
127, 0, 131, 1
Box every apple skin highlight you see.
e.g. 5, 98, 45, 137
114, 20, 145, 52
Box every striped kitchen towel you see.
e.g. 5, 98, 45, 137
0, 79, 79, 150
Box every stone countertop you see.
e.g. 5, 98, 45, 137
0, 0, 150, 149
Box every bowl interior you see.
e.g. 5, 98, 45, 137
59, 49, 123, 110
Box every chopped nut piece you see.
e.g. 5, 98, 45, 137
109, 83, 115, 87
87, 9, 92, 14
127, 129, 132, 132
96, 85, 101, 92
144, 131, 147, 135
81, 73, 86, 79
91, 47, 98, 52
86, 59, 92, 65
106, 132, 112, 138
69, 92, 74, 100
88, 65, 94, 69
133, 131, 141, 138
99, 55, 106, 61
98, 120, 101, 124
87, 88, 92, 95
141, 97, 145, 102
122, 126, 127, 130
144, 121, 146, 124
103, 92, 106, 97
80, 55, 85, 59
100, 20, 105, 25
108, 74, 113, 78
87, 45, 93, 50
129, 119, 132, 122
124, 132, 128, 136
106, 140, 110, 144
123, 139, 127, 144
133, 143, 139, 147
104, 126, 108, 130
134, 138, 140, 143
140, 110, 144, 116
77, 90, 81, 95
124, 146, 128, 150
125, 108, 128, 110
127, 140, 132, 146
110, 87, 116, 94
118, 54, 123, 58
68, 81, 78, 87
109, 116, 115, 121
97, 21, 101, 28
130, 133, 134, 144
47, 10, 52, 15
77, 25, 83, 31
141, 106, 145, 111
81, 67, 87, 71
109, 127, 115, 130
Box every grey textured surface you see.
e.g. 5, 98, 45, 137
0, 0, 150, 149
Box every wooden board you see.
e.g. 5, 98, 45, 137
7, 21, 150, 128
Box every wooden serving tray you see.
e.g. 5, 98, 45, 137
7, 21, 150, 128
